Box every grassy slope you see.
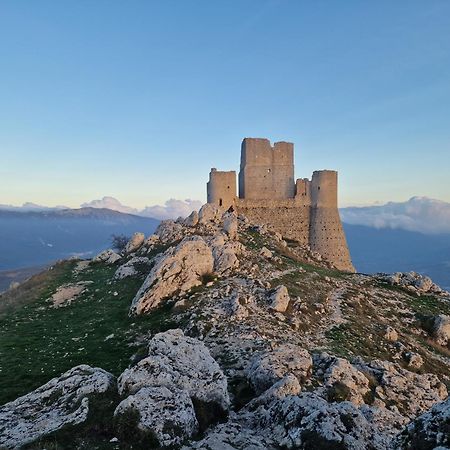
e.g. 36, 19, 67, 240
0, 260, 174, 406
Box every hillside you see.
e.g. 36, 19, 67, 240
0, 206, 449, 449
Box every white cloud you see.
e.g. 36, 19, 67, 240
81, 197, 139, 215
140, 199, 203, 220
80, 196, 202, 220
340, 197, 450, 234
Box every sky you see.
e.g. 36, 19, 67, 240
0, 1, 449, 209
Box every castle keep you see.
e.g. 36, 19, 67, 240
207, 138, 355, 272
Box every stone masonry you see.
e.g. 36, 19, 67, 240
207, 138, 355, 272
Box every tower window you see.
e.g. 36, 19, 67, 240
219, 199, 223, 206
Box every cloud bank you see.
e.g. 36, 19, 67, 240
81, 196, 202, 220
340, 197, 450, 235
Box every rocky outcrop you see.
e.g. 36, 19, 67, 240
184, 210, 199, 227
92, 248, 121, 264
114, 385, 198, 448
198, 203, 223, 225
222, 211, 238, 240
114, 256, 150, 280
247, 344, 312, 394
209, 233, 243, 275
379, 272, 449, 296
323, 357, 370, 406
117, 329, 230, 430
269, 285, 290, 312
356, 359, 447, 418
432, 314, 450, 347
124, 232, 145, 254
395, 396, 450, 449
156, 220, 186, 243
130, 237, 214, 315
0, 365, 116, 449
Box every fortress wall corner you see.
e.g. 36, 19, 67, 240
207, 169, 236, 210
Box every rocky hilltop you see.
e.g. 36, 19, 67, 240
0, 205, 449, 449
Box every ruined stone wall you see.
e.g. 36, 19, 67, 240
207, 169, 236, 210
235, 198, 310, 245
309, 171, 354, 272
239, 138, 295, 200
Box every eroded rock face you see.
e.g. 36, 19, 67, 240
248, 344, 312, 394
130, 237, 214, 315
394, 396, 450, 449
198, 203, 223, 224
92, 249, 121, 264
0, 365, 116, 449
156, 220, 186, 243
184, 210, 199, 227
114, 385, 198, 448
270, 285, 290, 313
222, 212, 238, 240
210, 233, 243, 275
124, 232, 145, 254
357, 359, 448, 418
118, 329, 230, 429
323, 357, 370, 406
432, 314, 450, 347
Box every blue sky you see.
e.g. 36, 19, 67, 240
1, 1, 449, 208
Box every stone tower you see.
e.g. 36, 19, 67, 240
207, 138, 355, 272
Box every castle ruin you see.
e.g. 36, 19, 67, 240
207, 137, 355, 272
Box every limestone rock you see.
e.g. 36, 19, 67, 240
404, 352, 424, 369
380, 272, 448, 296
198, 203, 223, 224
210, 233, 243, 274
247, 344, 312, 394
184, 210, 199, 227
394, 396, 450, 449
143, 234, 160, 247
432, 314, 450, 346
357, 359, 447, 418
222, 211, 238, 240
114, 257, 150, 280
384, 326, 399, 341
260, 246, 273, 258
269, 285, 290, 312
0, 365, 116, 449
323, 357, 370, 406
114, 385, 198, 448
118, 329, 229, 429
124, 232, 145, 254
92, 248, 121, 264
156, 220, 185, 243
130, 237, 214, 315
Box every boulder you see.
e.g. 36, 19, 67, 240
269, 285, 290, 313
184, 210, 199, 227
156, 220, 186, 243
92, 249, 121, 264
432, 314, 450, 346
118, 329, 229, 429
114, 257, 150, 280
198, 203, 223, 224
114, 385, 198, 448
0, 365, 116, 449
394, 396, 450, 449
323, 357, 370, 406
247, 344, 312, 394
223, 212, 238, 240
260, 246, 273, 258
130, 237, 214, 315
384, 326, 399, 341
210, 233, 243, 274
124, 232, 145, 254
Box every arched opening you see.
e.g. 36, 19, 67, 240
219, 198, 223, 206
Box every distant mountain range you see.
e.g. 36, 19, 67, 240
0, 207, 159, 272
1, 198, 449, 293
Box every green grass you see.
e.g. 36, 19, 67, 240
0, 260, 176, 406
